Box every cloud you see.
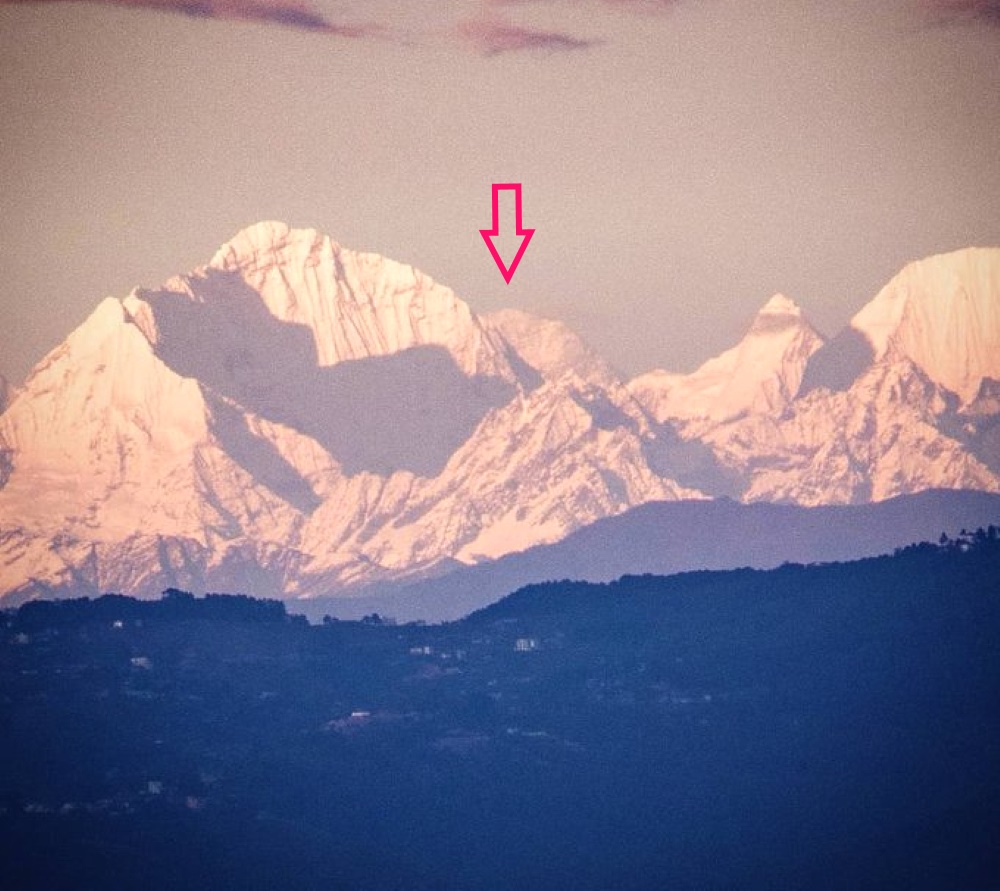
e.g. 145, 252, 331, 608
457, 18, 599, 54
458, 0, 681, 56
2, 0, 680, 51
922, 0, 1000, 24
0, 0, 385, 37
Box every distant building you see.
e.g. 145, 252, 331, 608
514, 637, 539, 652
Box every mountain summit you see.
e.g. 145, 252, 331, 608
850, 248, 1000, 403
0, 230, 997, 602
802, 248, 1000, 403
202, 221, 510, 376
630, 293, 825, 423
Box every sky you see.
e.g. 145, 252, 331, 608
1, 0, 999, 384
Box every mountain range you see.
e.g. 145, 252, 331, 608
0, 221, 997, 606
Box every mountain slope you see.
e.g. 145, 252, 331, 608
705, 357, 999, 505
482, 308, 619, 387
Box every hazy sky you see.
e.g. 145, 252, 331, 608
1, 0, 999, 384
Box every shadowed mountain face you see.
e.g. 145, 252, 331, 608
640, 423, 745, 500
0, 375, 13, 415
0, 224, 698, 600
799, 325, 876, 395
205, 392, 322, 514
141, 269, 515, 477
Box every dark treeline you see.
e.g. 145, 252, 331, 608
1, 528, 999, 889
471, 524, 1000, 623
8, 588, 292, 633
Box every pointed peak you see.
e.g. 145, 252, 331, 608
757, 293, 802, 317
747, 294, 817, 339
847, 245, 1000, 403
209, 221, 330, 271
220, 219, 292, 250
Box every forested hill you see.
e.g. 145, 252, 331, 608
2, 530, 999, 889
10, 588, 293, 632
470, 526, 1000, 624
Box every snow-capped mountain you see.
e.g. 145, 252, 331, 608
846, 247, 1000, 402
629, 294, 825, 423
629, 248, 1000, 507
801, 247, 1000, 402
0, 229, 997, 603
0, 222, 696, 602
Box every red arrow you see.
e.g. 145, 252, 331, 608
480, 183, 534, 284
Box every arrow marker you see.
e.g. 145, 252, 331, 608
480, 183, 534, 284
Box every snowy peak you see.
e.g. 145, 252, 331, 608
748, 293, 807, 333
0, 221, 708, 603
111, 224, 538, 480
198, 222, 511, 379
208, 219, 298, 270
630, 293, 824, 423
757, 293, 803, 317
0, 293, 210, 541
849, 247, 1000, 403
483, 308, 619, 387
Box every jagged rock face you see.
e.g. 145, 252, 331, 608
704, 359, 998, 506
0, 231, 997, 602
